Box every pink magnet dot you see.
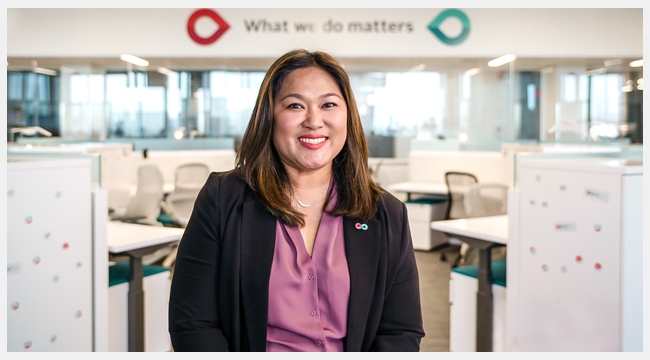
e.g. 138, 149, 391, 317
76, 262, 82, 268
542, 202, 548, 207
595, 225, 601, 232
51, 335, 57, 343
529, 246, 536, 254
24, 341, 32, 349
44, 232, 51, 239
75, 310, 82, 318
33, 256, 41, 265
595, 263, 602, 270
62, 242, 69, 250
355, 223, 362, 229
12, 301, 19, 310
576, 255, 582, 262
25, 216, 33, 224
560, 185, 566, 191
586, 190, 591, 195
542, 264, 548, 272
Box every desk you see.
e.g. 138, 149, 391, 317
107, 221, 185, 352
430, 215, 508, 352
385, 181, 448, 200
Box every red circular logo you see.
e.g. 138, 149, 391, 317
187, 9, 230, 45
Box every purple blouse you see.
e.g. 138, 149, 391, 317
266, 192, 350, 352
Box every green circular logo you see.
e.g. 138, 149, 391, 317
427, 9, 471, 46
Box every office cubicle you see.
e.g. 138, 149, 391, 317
7, 155, 109, 351
505, 150, 643, 351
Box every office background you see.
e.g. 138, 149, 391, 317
6, 8, 643, 149
4, 6, 645, 353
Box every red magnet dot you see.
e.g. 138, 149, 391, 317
541, 264, 548, 272
12, 301, 19, 310
24, 341, 32, 349
75, 310, 82, 318
62, 242, 69, 249
595, 263, 602, 270
25, 216, 33, 224
576, 255, 582, 262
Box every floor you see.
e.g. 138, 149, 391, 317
414, 247, 461, 352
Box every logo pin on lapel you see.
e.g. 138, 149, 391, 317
355, 222, 368, 231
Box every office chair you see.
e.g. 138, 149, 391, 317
459, 182, 509, 266
173, 162, 211, 193
438, 171, 479, 266
463, 183, 508, 218
160, 163, 210, 228
158, 163, 210, 270
113, 163, 165, 227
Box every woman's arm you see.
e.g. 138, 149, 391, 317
168, 173, 230, 351
372, 200, 425, 351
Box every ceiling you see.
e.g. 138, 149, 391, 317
7, 56, 642, 74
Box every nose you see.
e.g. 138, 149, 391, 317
302, 107, 324, 129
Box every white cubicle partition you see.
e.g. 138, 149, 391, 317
7, 158, 95, 351
408, 150, 508, 186
507, 156, 643, 351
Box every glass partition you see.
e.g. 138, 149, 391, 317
7, 59, 643, 155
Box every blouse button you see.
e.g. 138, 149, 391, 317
308, 274, 314, 280
311, 310, 317, 316
316, 340, 324, 346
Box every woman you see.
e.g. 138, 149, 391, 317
168, 49, 424, 352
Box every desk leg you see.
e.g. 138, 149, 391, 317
127, 254, 145, 352
476, 247, 493, 352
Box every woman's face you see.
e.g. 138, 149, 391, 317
272, 66, 348, 175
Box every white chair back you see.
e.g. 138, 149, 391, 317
123, 164, 164, 226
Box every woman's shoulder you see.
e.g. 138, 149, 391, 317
377, 188, 406, 215
204, 169, 250, 195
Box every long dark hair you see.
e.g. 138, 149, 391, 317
236, 48, 381, 227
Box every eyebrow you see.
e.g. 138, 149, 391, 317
279, 92, 343, 102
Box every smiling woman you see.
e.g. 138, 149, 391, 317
168, 48, 425, 352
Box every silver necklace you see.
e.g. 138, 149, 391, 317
294, 188, 328, 208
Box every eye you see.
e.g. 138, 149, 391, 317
287, 103, 303, 109
322, 102, 337, 108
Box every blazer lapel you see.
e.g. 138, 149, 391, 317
240, 198, 277, 351
343, 216, 381, 351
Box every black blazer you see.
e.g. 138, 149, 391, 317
168, 170, 424, 351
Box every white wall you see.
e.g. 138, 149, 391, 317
7, 8, 642, 58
